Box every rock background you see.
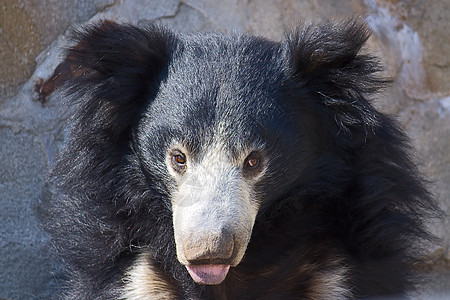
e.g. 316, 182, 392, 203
0, 0, 448, 299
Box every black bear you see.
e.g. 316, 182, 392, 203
42, 19, 440, 299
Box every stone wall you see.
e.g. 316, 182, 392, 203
0, 0, 448, 298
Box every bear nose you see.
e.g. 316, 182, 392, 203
182, 227, 234, 263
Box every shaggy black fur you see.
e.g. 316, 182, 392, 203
41, 19, 440, 299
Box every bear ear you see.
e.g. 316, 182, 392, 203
61, 20, 176, 140
285, 18, 388, 134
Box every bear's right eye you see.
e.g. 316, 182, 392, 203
173, 154, 186, 165
169, 149, 187, 174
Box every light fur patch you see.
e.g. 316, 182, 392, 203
120, 252, 177, 300
171, 141, 262, 266
306, 262, 352, 300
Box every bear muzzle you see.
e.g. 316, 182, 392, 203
171, 158, 260, 285
181, 227, 235, 263
177, 227, 240, 285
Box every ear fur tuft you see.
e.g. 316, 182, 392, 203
62, 20, 176, 140
286, 18, 390, 134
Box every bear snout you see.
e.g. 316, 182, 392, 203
181, 227, 235, 264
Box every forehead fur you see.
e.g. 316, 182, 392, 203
142, 33, 294, 154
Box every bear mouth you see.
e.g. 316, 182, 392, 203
186, 264, 230, 285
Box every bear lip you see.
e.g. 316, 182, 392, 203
186, 264, 230, 285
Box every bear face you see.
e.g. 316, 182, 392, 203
133, 36, 311, 284
41, 19, 440, 299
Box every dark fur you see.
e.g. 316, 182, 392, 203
41, 19, 439, 299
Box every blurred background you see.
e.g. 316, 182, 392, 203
0, 0, 449, 299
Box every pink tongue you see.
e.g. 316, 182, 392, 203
186, 265, 230, 285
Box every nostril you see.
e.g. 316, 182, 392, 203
216, 228, 234, 259
182, 228, 235, 262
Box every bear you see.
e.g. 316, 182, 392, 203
41, 18, 440, 299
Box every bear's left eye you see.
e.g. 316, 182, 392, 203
246, 157, 260, 168
243, 151, 264, 176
